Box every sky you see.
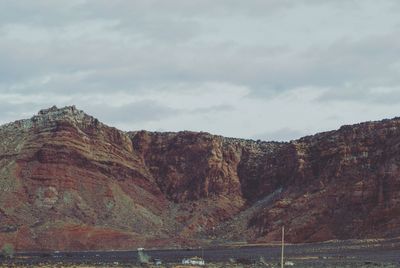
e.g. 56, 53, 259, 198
1, 0, 400, 141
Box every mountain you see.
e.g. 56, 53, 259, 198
1, 105, 400, 251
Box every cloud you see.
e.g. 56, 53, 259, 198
317, 87, 400, 105
84, 100, 235, 127
0, 101, 41, 125
1, 1, 399, 97
85, 100, 179, 125
248, 30, 400, 97
253, 128, 306, 142
0, 1, 400, 140
189, 105, 234, 114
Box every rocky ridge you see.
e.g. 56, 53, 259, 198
1, 106, 400, 250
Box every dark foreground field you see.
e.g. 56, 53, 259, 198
2, 238, 400, 267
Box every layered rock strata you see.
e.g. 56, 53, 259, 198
1, 106, 400, 250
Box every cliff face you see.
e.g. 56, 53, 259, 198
1, 106, 400, 251
245, 120, 400, 243
0, 106, 168, 250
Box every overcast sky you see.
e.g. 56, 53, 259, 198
1, 0, 400, 141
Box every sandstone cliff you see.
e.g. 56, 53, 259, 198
1, 106, 400, 250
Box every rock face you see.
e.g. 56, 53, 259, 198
1, 106, 400, 251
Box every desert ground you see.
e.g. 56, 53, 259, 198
1, 238, 400, 267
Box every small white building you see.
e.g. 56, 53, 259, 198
182, 256, 205, 266
154, 258, 162, 265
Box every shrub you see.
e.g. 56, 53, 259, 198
259, 256, 267, 265
138, 250, 150, 264
236, 257, 253, 264
1, 243, 15, 258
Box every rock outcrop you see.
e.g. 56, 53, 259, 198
245, 120, 400, 243
1, 106, 400, 251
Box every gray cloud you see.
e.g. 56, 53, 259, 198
0, 101, 43, 125
1, 0, 399, 97
0, 1, 295, 24
253, 128, 306, 142
85, 101, 235, 126
249, 31, 400, 97
85, 100, 179, 126
317, 87, 400, 105
189, 105, 234, 114
1, 1, 400, 139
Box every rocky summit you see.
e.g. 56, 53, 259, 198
1, 106, 400, 251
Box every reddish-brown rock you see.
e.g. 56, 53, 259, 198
1, 106, 400, 251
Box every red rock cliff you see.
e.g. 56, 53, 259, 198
1, 106, 400, 250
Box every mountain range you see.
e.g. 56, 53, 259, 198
1, 105, 400, 251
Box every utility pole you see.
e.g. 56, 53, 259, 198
281, 226, 285, 268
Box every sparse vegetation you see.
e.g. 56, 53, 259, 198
138, 250, 150, 264
1, 243, 14, 258
258, 256, 267, 265
236, 257, 253, 265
